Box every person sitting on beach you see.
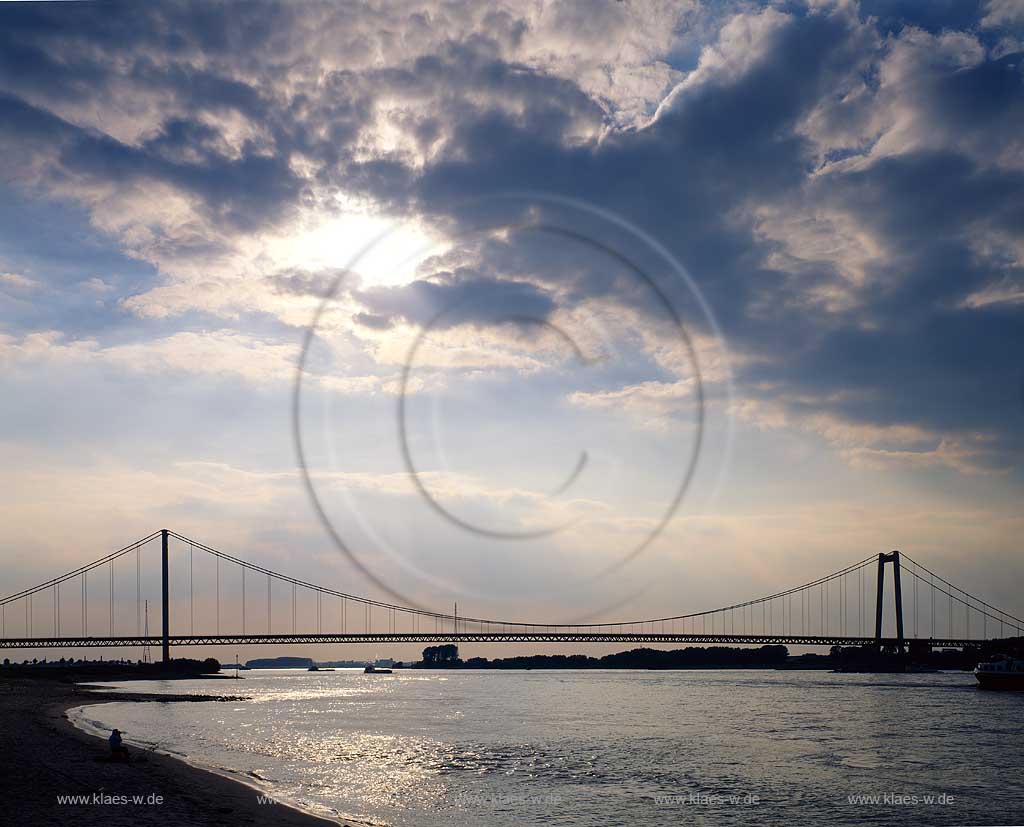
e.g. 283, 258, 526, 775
109, 728, 128, 760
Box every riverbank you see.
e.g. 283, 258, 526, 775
0, 676, 346, 826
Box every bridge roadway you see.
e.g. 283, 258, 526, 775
0, 632, 986, 649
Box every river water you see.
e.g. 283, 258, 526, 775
70, 668, 1024, 826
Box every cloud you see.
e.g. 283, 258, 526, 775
981, 0, 1024, 28
0, 272, 37, 290
81, 277, 114, 293
569, 379, 699, 429
840, 436, 1007, 476
962, 278, 1024, 309
395, 6, 1023, 474
1, 0, 1023, 489
5, 1, 1024, 631
0, 327, 300, 384
355, 270, 557, 330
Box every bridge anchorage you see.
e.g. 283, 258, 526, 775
1, 529, 1021, 661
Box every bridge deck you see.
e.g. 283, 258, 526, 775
0, 633, 986, 649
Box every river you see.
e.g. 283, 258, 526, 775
70, 668, 1024, 826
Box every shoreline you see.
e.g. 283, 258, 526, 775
65, 699, 382, 826
0, 676, 353, 826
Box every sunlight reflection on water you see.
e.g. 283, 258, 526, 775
71, 668, 1024, 826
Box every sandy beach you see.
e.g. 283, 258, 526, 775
0, 676, 346, 826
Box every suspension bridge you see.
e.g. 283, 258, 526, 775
1, 529, 1021, 660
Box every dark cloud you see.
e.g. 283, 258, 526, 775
355, 270, 557, 330
857, 0, 986, 36
738, 146, 1024, 459
352, 312, 394, 331
266, 269, 343, 299
1, 0, 1022, 471
401, 8, 868, 332
374, 5, 1022, 467
0, 91, 303, 233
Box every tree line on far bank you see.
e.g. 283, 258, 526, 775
410, 644, 791, 669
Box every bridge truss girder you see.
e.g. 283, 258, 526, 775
0, 632, 987, 650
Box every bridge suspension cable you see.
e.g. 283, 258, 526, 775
1, 531, 162, 643
166, 529, 870, 632
2, 530, 1022, 648
900, 553, 1023, 639
0, 530, 162, 606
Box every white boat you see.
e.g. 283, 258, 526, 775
975, 655, 1024, 690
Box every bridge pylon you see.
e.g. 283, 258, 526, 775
161, 529, 170, 663
874, 550, 904, 652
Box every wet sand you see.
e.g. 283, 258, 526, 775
0, 677, 347, 826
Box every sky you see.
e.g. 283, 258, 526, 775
1, 0, 1023, 660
